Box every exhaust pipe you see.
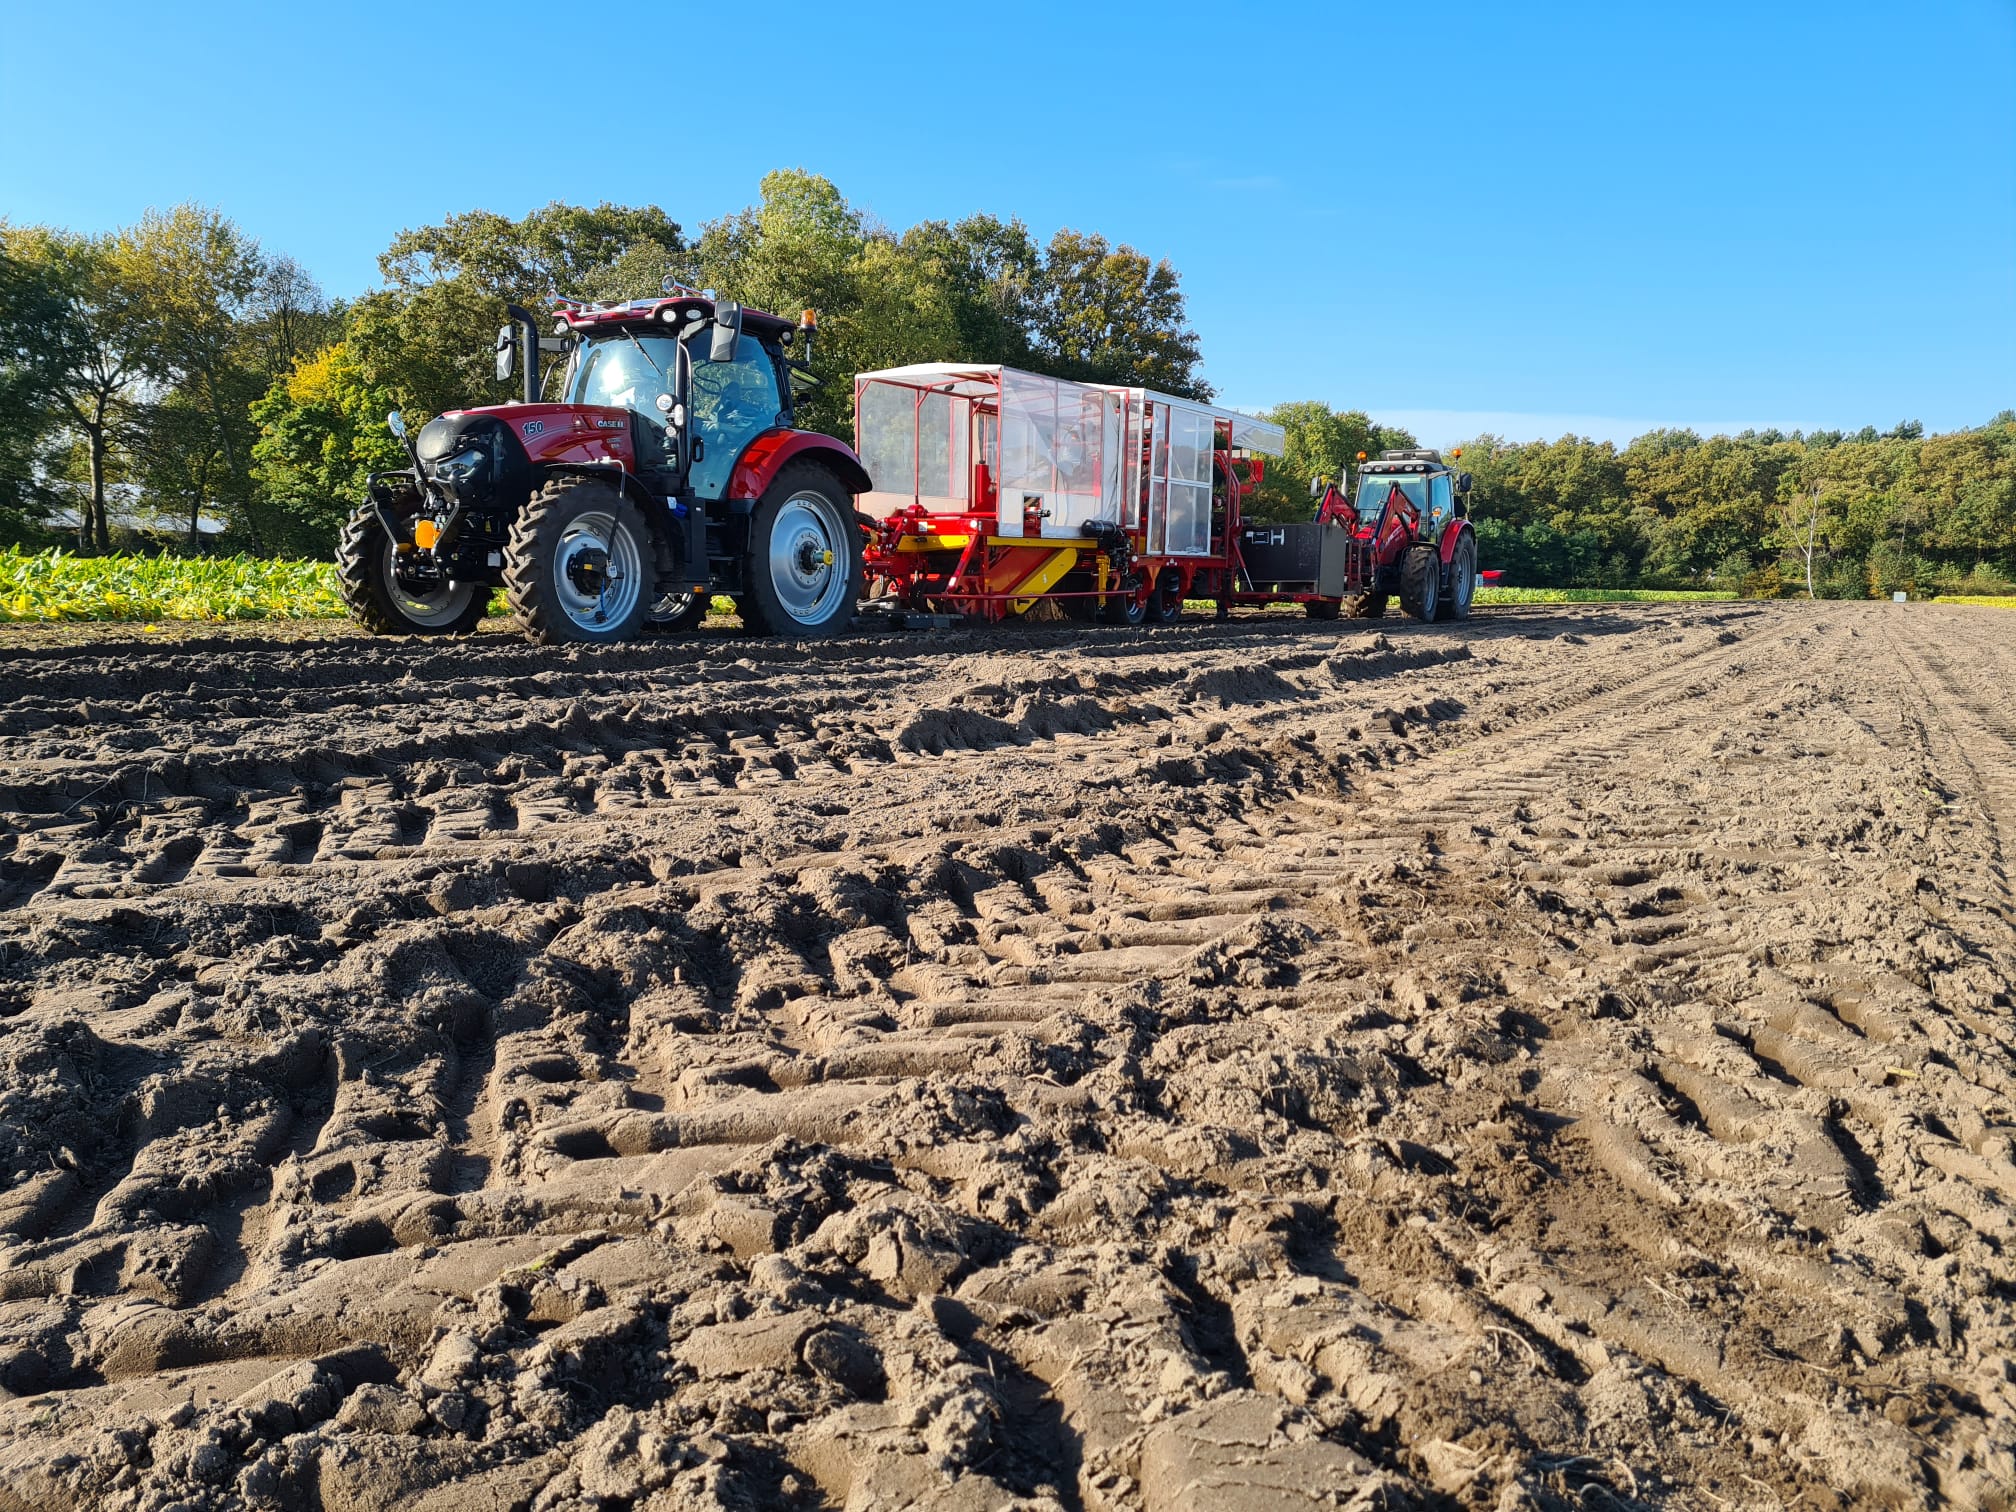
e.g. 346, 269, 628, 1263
505, 303, 540, 405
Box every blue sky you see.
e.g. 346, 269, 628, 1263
3, 0, 2010, 446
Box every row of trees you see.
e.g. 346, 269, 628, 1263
4, 175, 2011, 596
1221, 412, 2016, 600
0, 208, 336, 552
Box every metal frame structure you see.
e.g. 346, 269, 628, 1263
856, 363, 1300, 622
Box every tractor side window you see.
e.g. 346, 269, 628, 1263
685, 336, 784, 499
1429, 473, 1453, 530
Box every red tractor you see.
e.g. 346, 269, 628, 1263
336, 291, 871, 644
1281, 447, 1480, 620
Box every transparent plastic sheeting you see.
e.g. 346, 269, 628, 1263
1146, 406, 1214, 556
998, 369, 1123, 538
857, 382, 971, 509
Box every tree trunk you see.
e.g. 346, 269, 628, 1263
200, 368, 259, 552
86, 421, 110, 555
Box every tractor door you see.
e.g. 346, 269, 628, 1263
684, 334, 785, 500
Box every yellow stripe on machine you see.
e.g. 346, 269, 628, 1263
895, 534, 972, 553
1009, 547, 1079, 614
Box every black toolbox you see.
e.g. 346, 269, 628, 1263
1238, 522, 1349, 597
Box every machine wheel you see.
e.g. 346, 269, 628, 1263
335, 501, 485, 636
1437, 532, 1477, 621
739, 464, 863, 637
1398, 544, 1442, 622
504, 476, 652, 645
1348, 591, 1390, 619
1148, 569, 1184, 625
1304, 599, 1342, 621
642, 590, 708, 634
1104, 582, 1148, 626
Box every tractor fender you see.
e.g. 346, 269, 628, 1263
729, 428, 873, 500
1438, 518, 1474, 566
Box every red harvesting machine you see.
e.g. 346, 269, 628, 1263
854, 364, 1482, 625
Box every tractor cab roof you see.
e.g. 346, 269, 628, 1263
551, 294, 803, 342
1361, 448, 1456, 474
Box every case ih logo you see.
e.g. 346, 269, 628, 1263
521, 420, 546, 439
596, 419, 623, 429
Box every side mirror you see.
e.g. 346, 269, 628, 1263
1308, 475, 1326, 498
1457, 471, 1474, 493
495, 324, 515, 382
386, 410, 407, 440
709, 300, 743, 363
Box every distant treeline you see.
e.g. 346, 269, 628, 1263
1247, 410, 2016, 598
3, 174, 2010, 597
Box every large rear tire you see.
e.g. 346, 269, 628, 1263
1437, 531, 1477, 621
738, 464, 864, 637
335, 502, 485, 636
504, 476, 652, 645
1398, 544, 1442, 623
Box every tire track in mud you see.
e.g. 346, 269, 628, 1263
0, 603, 2011, 1512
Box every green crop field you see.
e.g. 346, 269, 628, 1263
1472, 587, 1739, 604
1932, 595, 2016, 609
0, 548, 347, 623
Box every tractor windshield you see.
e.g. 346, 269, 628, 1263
1354, 473, 1427, 523
573, 334, 679, 417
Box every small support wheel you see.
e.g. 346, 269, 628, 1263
1347, 591, 1389, 619
642, 590, 708, 634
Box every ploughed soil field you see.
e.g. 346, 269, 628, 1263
0, 600, 2011, 1512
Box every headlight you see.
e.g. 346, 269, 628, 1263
434, 450, 482, 480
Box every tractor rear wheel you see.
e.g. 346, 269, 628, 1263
1399, 544, 1442, 622
335, 502, 485, 636
739, 464, 863, 638
504, 476, 652, 645
1347, 591, 1390, 618
1437, 532, 1477, 621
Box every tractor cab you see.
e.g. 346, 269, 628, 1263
1350, 449, 1471, 540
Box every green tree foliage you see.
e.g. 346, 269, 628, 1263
0, 225, 153, 551
1244, 402, 1417, 523
0, 234, 72, 539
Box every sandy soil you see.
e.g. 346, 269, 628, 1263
0, 601, 2010, 1512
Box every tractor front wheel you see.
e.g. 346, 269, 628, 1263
1399, 545, 1442, 622
739, 464, 863, 637
504, 476, 652, 645
1437, 532, 1477, 621
335, 502, 486, 636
